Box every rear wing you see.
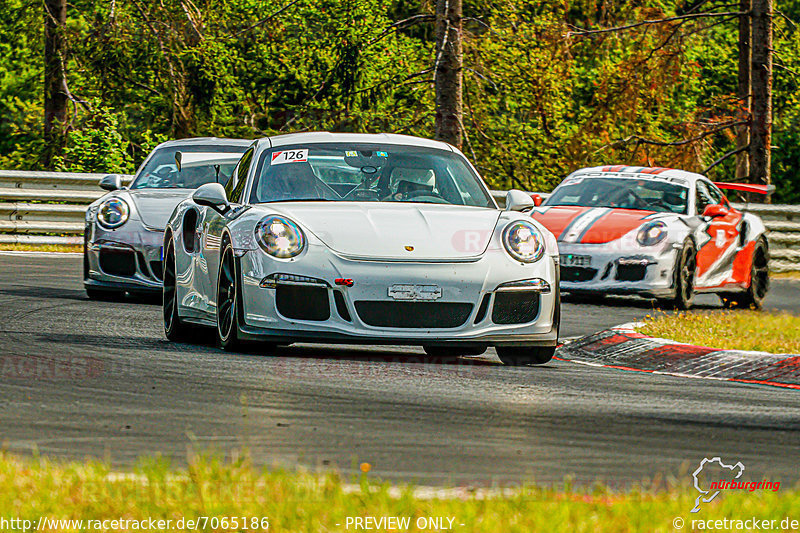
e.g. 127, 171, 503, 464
714, 182, 775, 196
175, 152, 243, 171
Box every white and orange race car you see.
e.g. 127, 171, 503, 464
530, 166, 771, 309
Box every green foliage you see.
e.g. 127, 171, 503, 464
0, 0, 797, 200
52, 104, 134, 174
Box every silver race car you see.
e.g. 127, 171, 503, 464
84, 138, 250, 299
162, 133, 560, 365
531, 166, 770, 309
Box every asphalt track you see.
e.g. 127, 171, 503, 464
1, 253, 799, 488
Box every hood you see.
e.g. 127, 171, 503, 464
126, 189, 195, 230
531, 206, 657, 244
271, 203, 502, 260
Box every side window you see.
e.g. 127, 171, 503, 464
708, 182, 728, 206
224, 161, 240, 200
229, 148, 254, 204
696, 181, 716, 215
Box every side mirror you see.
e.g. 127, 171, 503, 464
99, 174, 122, 191
505, 189, 534, 212
192, 183, 230, 213
702, 204, 729, 218
531, 193, 543, 207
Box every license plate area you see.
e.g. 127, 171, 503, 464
560, 254, 592, 267
388, 284, 442, 301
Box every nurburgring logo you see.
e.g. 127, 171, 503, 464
691, 457, 781, 513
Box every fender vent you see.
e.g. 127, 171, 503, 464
150, 260, 163, 281
333, 290, 351, 322
474, 294, 491, 323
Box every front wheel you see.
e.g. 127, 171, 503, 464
163, 242, 194, 341
216, 242, 244, 351
668, 240, 697, 310
496, 346, 556, 366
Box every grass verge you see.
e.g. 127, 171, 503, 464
0, 452, 798, 532
639, 310, 800, 354
0, 243, 82, 253
771, 271, 800, 280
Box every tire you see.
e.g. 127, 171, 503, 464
496, 346, 556, 366
423, 346, 487, 357
668, 240, 697, 310
86, 286, 124, 301
216, 242, 244, 351
163, 241, 194, 341
723, 237, 770, 310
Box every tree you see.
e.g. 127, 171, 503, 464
735, 0, 751, 180
750, 0, 773, 188
434, 0, 463, 149
43, 0, 67, 167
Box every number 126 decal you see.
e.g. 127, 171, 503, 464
271, 149, 308, 165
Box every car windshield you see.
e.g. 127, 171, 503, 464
248, 143, 494, 208
130, 144, 247, 190
546, 176, 688, 214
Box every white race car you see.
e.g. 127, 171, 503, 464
84, 137, 250, 298
531, 166, 771, 309
162, 133, 560, 365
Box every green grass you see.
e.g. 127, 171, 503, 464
638, 310, 800, 354
0, 243, 82, 253
0, 451, 798, 532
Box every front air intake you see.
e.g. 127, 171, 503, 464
275, 285, 330, 321
355, 302, 473, 328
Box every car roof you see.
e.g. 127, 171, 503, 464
154, 137, 253, 149
569, 165, 704, 187
254, 132, 454, 152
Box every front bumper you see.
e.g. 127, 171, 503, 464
233, 246, 560, 347
84, 221, 164, 292
558, 242, 680, 298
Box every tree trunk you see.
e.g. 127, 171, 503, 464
434, 0, 463, 149
749, 0, 772, 192
735, 0, 751, 180
44, 0, 67, 168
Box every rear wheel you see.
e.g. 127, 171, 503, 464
163, 241, 193, 341
423, 346, 487, 358
216, 242, 243, 351
496, 346, 556, 366
723, 237, 769, 310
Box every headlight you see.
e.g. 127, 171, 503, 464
255, 216, 306, 258
637, 221, 667, 246
502, 221, 545, 263
96, 198, 129, 229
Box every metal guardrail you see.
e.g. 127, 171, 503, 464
0, 171, 797, 272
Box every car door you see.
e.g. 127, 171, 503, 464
197, 148, 254, 310
694, 180, 742, 287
